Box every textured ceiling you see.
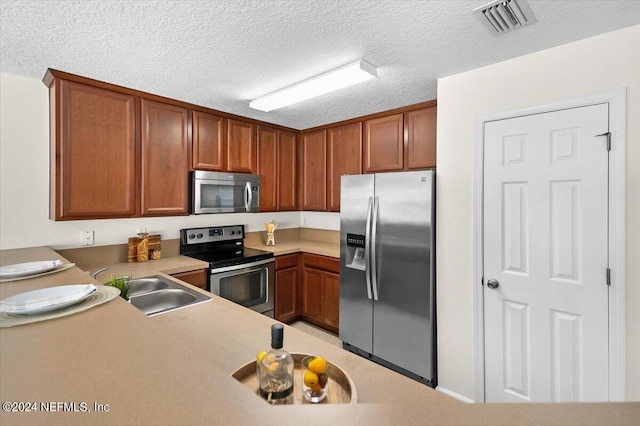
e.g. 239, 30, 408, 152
1, 0, 639, 129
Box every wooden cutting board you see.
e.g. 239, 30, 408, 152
127, 235, 161, 262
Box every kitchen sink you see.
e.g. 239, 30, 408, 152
127, 275, 211, 316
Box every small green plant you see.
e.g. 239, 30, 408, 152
106, 275, 131, 300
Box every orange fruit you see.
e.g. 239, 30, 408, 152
303, 370, 319, 388
308, 356, 327, 375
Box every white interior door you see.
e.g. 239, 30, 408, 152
483, 104, 610, 402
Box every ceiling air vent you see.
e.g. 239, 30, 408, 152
474, 0, 537, 34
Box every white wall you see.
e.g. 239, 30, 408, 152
436, 25, 640, 401
0, 71, 339, 250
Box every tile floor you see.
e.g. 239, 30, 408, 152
290, 321, 342, 348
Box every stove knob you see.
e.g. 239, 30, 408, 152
197, 233, 203, 239
189, 234, 195, 239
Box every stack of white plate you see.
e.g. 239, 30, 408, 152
0, 284, 97, 315
0, 260, 64, 279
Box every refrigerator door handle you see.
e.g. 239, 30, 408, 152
364, 196, 374, 300
371, 196, 380, 301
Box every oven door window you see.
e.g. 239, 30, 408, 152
212, 267, 268, 308
200, 182, 246, 211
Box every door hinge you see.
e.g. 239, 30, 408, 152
606, 268, 611, 286
596, 132, 611, 151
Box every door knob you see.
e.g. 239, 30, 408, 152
487, 279, 500, 289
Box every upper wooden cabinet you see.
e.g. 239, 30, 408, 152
48, 79, 138, 220
140, 99, 190, 216
257, 127, 297, 212
277, 130, 298, 211
227, 119, 256, 173
405, 105, 437, 170
257, 125, 278, 211
363, 113, 404, 173
192, 111, 225, 171
299, 130, 327, 211
363, 104, 437, 173
327, 122, 362, 211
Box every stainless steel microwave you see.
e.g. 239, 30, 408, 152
191, 170, 260, 214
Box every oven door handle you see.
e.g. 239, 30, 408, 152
210, 258, 274, 274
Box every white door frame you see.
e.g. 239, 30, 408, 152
473, 88, 627, 403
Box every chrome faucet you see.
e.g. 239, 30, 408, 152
91, 267, 109, 279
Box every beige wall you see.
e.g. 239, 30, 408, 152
436, 25, 640, 401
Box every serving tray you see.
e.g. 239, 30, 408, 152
231, 352, 357, 404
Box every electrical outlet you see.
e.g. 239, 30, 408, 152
81, 231, 94, 246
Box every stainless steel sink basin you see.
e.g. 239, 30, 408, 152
127, 275, 210, 316
127, 277, 170, 297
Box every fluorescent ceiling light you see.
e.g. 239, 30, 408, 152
250, 60, 378, 112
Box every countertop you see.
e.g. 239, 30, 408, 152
0, 247, 637, 425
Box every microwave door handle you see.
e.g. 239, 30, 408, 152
244, 182, 251, 212
364, 196, 373, 300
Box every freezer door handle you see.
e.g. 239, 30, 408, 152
364, 196, 374, 300
371, 196, 380, 301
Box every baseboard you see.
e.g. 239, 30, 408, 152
436, 386, 475, 404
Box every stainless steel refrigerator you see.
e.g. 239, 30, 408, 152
339, 170, 436, 387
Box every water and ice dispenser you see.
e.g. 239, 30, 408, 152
345, 233, 366, 271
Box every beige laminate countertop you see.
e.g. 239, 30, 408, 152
245, 239, 340, 258
0, 247, 637, 425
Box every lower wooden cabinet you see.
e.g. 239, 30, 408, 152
300, 253, 340, 334
274, 252, 340, 333
170, 269, 208, 290
275, 254, 299, 323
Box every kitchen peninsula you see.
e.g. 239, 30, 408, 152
0, 247, 637, 425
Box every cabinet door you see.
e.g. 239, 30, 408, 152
171, 269, 208, 290
275, 267, 298, 323
301, 267, 324, 322
299, 130, 327, 211
140, 99, 190, 216
327, 122, 362, 211
363, 113, 404, 173
323, 271, 340, 333
54, 80, 137, 220
192, 111, 225, 171
227, 119, 256, 173
277, 130, 297, 211
405, 106, 437, 170
256, 125, 278, 211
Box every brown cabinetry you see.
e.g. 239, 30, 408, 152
275, 254, 299, 323
300, 254, 340, 334
140, 99, 190, 216
405, 105, 437, 170
363, 113, 404, 173
257, 127, 298, 212
277, 130, 298, 211
192, 111, 225, 171
226, 119, 256, 173
45, 70, 192, 220
299, 130, 327, 211
49, 79, 138, 220
257, 126, 278, 211
170, 269, 208, 290
327, 122, 362, 211
363, 104, 437, 173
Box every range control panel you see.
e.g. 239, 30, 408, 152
182, 225, 244, 244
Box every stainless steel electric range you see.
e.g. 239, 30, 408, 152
179, 225, 274, 317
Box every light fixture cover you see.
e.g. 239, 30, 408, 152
250, 60, 378, 112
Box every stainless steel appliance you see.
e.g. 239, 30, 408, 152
339, 170, 436, 387
192, 170, 260, 214
179, 225, 274, 317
